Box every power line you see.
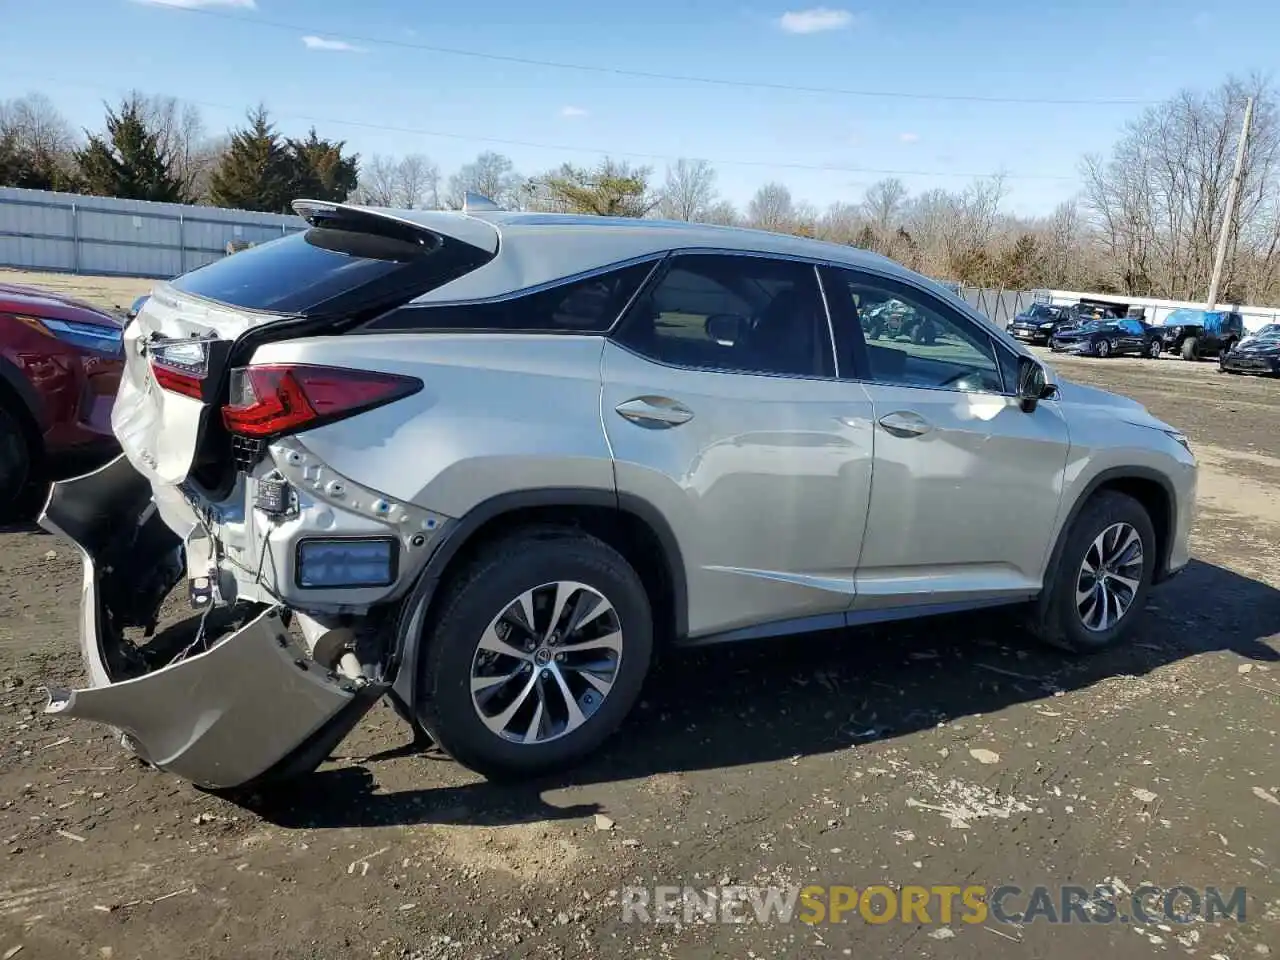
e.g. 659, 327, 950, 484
6, 72, 1080, 182
146, 5, 1156, 108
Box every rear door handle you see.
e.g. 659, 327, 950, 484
615, 396, 694, 427
877, 411, 932, 438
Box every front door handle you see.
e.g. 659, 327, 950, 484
615, 396, 694, 428
877, 411, 932, 438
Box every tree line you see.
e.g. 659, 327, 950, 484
3, 76, 1279, 304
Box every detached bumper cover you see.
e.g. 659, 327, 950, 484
38, 454, 377, 791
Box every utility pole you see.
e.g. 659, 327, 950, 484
1206, 97, 1254, 311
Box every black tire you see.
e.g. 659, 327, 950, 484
0, 406, 33, 521
1146, 340, 1162, 359
1095, 338, 1112, 358
415, 527, 654, 779
1027, 491, 1156, 654
1181, 336, 1199, 361
867, 323, 882, 341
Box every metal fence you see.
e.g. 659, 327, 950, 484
0, 186, 306, 279
951, 285, 1038, 327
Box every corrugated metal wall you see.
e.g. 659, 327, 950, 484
0, 186, 306, 279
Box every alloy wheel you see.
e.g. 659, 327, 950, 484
469, 581, 623, 744
1075, 522, 1144, 632
1097, 339, 1111, 357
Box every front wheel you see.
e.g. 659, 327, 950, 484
416, 527, 654, 779
1146, 340, 1162, 359
1027, 491, 1155, 653
0, 406, 33, 520
1095, 338, 1112, 358
1181, 336, 1200, 361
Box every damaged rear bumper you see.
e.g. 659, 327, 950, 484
38, 455, 386, 791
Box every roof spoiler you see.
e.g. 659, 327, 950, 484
290, 199, 499, 254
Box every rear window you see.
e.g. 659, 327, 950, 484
170, 225, 494, 317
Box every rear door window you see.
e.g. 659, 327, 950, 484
366, 260, 659, 333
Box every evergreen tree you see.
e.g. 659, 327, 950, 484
73, 98, 185, 202
539, 159, 655, 217
208, 106, 292, 212
286, 128, 358, 202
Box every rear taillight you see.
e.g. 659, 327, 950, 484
221, 364, 422, 439
149, 338, 211, 400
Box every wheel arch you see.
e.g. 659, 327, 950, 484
0, 357, 44, 463
389, 487, 688, 713
1045, 467, 1176, 590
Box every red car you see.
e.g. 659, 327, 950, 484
0, 283, 126, 514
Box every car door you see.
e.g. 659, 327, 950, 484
820, 266, 1072, 614
1117, 319, 1144, 354
601, 252, 876, 640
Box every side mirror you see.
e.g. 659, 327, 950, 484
1016, 356, 1057, 412
705, 313, 747, 347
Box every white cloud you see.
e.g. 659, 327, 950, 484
559, 105, 589, 118
301, 35, 366, 52
778, 7, 854, 34
899, 132, 920, 143
132, 0, 257, 8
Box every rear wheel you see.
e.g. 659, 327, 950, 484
1028, 491, 1155, 653
415, 527, 654, 779
1146, 340, 1162, 359
1181, 336, 1200, 361
0, 406, 33, 520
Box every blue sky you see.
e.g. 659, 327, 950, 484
1, 0, 1276, 215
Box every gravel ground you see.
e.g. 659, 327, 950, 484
1, 277, 1278, 959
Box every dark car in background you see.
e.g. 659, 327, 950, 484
1050, 317, 1162, 359
1157, 308, 1244, 360
1220, 323, 1280, 376
1006, 302, 1071, 343
0, 283, 124, 514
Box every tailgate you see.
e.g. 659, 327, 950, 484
113, 286, 274, 485
112, 201, 500, 486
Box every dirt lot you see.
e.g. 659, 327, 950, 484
2, 275, 1279, 959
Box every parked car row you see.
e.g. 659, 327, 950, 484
1006, 300, 1275, 374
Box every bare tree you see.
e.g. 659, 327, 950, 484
130, 93, 208, 197
698, 199, 740, 226
657, 158, 717, 221
352, 155, 400, 206
445, 151, 522, 209
0, 92, 78, 188
861, 178, 907, 234
1082, 75, 1280, 298
0, 92, 76, 157
817, 201, 864, 245
747, 182, 795, 232
396, 154, 440, 209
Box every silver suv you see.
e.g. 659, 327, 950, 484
41, 201, 1197, 790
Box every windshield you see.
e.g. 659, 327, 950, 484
1253, 323, 1280, 339
1023, 304, 1055, 318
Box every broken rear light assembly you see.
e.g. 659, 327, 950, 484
221, 364, 422, 439
149, 337, 212, 400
